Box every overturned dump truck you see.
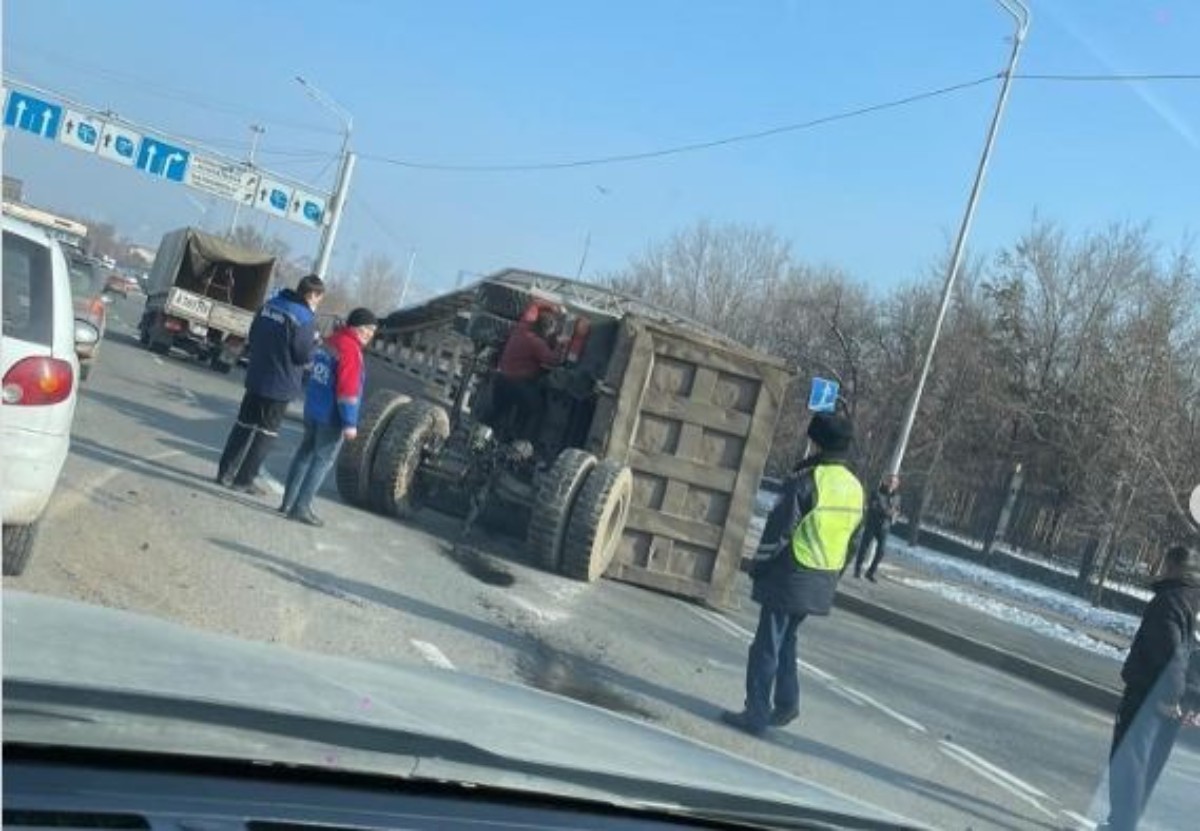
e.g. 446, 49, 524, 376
337, 269, 791, 605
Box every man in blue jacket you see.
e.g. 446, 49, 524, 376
217, 274, 325, 493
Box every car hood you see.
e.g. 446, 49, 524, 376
3, 592, 919, 828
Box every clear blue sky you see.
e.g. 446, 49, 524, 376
3, 1, 1197, 301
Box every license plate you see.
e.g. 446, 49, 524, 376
168, 290, 214, 321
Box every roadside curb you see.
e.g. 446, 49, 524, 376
833, 590, 1123, 713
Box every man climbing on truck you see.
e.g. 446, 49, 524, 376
492, 306, 562, 445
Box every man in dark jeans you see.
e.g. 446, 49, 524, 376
721, 413, 864, 736
217, 275, 324, 493
280, 308, 376, 526
1102, 544, 1199, 830
854, 473, 901, 581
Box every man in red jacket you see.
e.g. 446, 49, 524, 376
279, 308, 377, 526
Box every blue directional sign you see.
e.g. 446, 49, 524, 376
4, 91, 63, 139
808, 377, 840, 412
302, 200, 323, 223
269, 188, 289, 211
136, 137, 190, 182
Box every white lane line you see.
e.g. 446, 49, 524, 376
685, 605, 930, 731
799, 660, 837, 683
939, 741, 1049, 799
826, 685, 868, 707
939, 741, 1057, 819
507, 593, 570, 624
153, 356, 164, 365
410, 639, 455, 670
1061, 809, 1097, 830
838, 686, 928, 733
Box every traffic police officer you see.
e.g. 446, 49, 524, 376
722, 412, 864, 736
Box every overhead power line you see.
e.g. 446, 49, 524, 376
358, 73, 1003, 172
1016, 72, 1200, 81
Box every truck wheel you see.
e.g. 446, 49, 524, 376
336, 390, 411, 507
529, 448, 597, 572
467, 312, 515, 347
211, 353, 234, 374
3, 523, 38, 577
478, 282, 533, 321
369, 401, 450, 518
561, 460, 633, 582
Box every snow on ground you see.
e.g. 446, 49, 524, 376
893, 577, 1129, 662
890, 540, 1141, 641
922, 522, 1154, 602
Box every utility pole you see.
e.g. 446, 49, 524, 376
888, 0, 1030, 477
398, 248, 417, 307
229, 124, 265, 236
297, 76, 353, 279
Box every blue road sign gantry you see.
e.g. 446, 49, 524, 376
4, 91, 63, 139
136, 137, 190, 182
808, 377, 840, 413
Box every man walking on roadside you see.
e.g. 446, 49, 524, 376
721, 413, 865, 736
217, 274, 325, 494
1101, 544, 1199, 830
854, 473, 902, 582
279, 308, 377, 526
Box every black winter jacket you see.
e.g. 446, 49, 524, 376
244, 289, 318, 402
750, 451, 863, 616
1120, 573, 1200, 711
866, 486, 901, 529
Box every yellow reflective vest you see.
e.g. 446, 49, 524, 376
791, 463, 865, 571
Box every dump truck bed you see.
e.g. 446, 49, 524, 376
368, 269, 790, 605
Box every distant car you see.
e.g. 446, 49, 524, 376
65, 251, 110, 381
104, 271, 140, 298
2, 216, 99, 577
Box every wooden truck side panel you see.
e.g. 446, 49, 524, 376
588, 317, 789, 605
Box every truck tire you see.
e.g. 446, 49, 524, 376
560, 460, 633, 582
3, 523, 38, 577
369, 401, 450, 518
211, 353, 234, 374
478, 282, 533, 321
467, 312, 514, 346
528, 448, 597, 572
336, 390, 411, 507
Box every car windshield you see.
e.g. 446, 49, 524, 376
3, 4, 1199, 831
2, 229, 55, 346
66, 255, 105, 297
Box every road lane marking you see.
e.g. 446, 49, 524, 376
1061, 809, 1097, 829
153, 357, 164, 365
410, 639, 455, 670
799, 660, 837, 683
826, 685, 868, 707
938, 740, 1056, 819
507, 593, 570, 624
837, 686, 928, 733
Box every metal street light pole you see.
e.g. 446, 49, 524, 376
296, 76, 354, 279
398, 248, 417, 308
887, 0, 1030, 477
229, 124, 265, 236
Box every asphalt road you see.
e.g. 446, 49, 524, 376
6, 299, 1197, 831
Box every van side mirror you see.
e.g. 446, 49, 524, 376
74, 319, 101, 347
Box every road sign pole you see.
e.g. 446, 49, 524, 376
887, 0, 1029, 477
229, 124, 265, 236
313, 149, 355, 279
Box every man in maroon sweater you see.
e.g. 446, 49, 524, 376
492, 309, 560, 442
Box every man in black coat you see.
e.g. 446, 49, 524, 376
721, 413, 865, 736
854, 473, 902, 582
1102, 544, 1199, 831
217, 275, 325, 493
